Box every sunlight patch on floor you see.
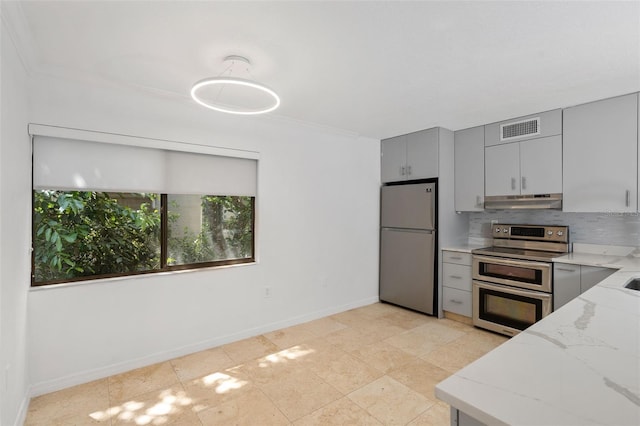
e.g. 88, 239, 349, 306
90, 388, 193, 425
258, 345, 315, 368
200, 371, 248, 394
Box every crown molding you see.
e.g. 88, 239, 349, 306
1, 0, 39, 75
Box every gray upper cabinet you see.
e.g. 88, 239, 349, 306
381, 128, 439, 183
381, 135, 407, 182
485, 142, 520, 196
454, 126, 485, 211
484, 136, 562, 196
484, 110, 562, 197
563, 93, 638, 212
519, 136, 562, 195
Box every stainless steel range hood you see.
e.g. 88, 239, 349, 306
484, 193, 562, 210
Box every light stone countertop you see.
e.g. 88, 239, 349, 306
553, 251, 640, 271
435, 249, 640, 425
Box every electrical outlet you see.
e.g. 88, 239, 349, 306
263, 287, 271, 298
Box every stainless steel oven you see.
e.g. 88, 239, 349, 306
472, 224, 569, 337
473, 255, 552, 292
473, 280, 552, 337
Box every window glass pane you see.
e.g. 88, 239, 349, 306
167, 195, 254, 265
33, 190, 161, 283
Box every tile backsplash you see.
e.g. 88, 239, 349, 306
468, 211, 640, 247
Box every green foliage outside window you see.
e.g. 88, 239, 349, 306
33, 190, 254, 285
33, 191, 161, 282
167, 195, 253, 265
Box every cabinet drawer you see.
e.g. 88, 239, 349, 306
442, 251, 471, 266
443, 263, 472, 291
443, 287, 472, 317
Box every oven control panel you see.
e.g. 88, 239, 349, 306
492, 224, 569, 243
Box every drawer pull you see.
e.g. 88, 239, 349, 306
449, 256, 462, 260
449, 299, 463, 304
449, 275, 463, 279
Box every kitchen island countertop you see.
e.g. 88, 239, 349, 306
435, 255, 640, 425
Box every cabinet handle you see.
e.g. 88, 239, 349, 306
407, 165, 412, 176
521, 176, 527, 190
625, 190, 630, 207
449, 275, 463, 279
511, 177, 516, 190
400, 166, 406, 176
449, 299, 463, 304
449, 256, 462, 260
556, 267, 578, 272
476, 195, 483, 208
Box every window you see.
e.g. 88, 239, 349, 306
31, 129, 257, 286
33, 191, 162, 283
32, 191, 254, 285
167, 194, 254, 266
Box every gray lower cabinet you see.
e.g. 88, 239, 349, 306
553, 263, 616, 310
442, 250, 472, 317
581, 265, 616, 293
451, 408, 486, 426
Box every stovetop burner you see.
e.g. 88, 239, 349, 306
473, 223, 570, 261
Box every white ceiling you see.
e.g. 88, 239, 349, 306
9, 0, 640, 139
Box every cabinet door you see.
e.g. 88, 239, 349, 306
553, 264, 581, 310
381, 135, 407, 183
563, 94, 638, 212
520, 135, 562, 195
407, 128, 439, 179
454, 126, 485, 211
485, 143, 520, 196
581, 266, 615, 293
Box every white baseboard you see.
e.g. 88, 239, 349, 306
12, 387, 31, 426
29, 296, 379, 397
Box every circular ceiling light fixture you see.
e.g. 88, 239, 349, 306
190, 55, 280, 115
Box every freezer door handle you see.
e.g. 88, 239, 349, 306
381, 227, 435, 234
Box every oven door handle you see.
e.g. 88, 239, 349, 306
472, 255, 552, 270
473, 280, 552, 300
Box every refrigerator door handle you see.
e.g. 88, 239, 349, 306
382, 227, 435, 234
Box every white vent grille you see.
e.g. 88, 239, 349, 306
500, 117, 540, 141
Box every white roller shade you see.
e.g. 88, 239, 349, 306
33, 136, 165, 192
33, 134, 257, 196
165, 151, 257, 196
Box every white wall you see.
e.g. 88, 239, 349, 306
0, 12, 32, 426
26, 73, 381, 395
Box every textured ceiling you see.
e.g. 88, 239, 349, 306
9, 0, 640, 139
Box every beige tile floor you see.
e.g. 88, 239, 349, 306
25, 303, 507, 426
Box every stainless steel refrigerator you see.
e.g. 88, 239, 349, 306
379, 181, 436, 315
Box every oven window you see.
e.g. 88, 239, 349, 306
481, 263, 541, 284
479, 287, 542, 331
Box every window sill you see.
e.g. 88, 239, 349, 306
29, 260, 258, 292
